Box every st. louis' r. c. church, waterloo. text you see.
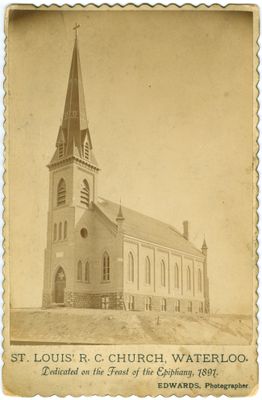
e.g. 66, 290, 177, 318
42, 29, 210, 314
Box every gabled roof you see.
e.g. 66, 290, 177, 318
95, 198, 204, 258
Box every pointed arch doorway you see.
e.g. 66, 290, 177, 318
55, 267, 66, 303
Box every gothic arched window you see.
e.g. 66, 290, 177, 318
80, 179, 90, 207
57, 178, 66, 206
53, 223, 57, 241
58, 222, 62, 240
102, 251, 110, 281
145, 257, 151, 285
84, 261, 90, 282
64, 221, 67, 239
77, 261, 82, 281
198, 269, 202, 292
161, 260, 166, 287
187, 266, 191, 290
174, 263, 179, 289
128, 252, 134, 282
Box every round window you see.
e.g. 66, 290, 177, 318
80, 228, 88, 238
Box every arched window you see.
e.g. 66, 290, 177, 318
102, 251, 110, 281
53, 223, 57, 241
198, 269, 202, 292
145, 257, 151, 285
161, 298, 167, 312
128, 252, 134, 282
145, 297, 152, 311
199, 302, 203, 313
77, 261, 82, 281
57, 178, 66, 206
58, 222, 62, 240
174, 263, 179, 289
175, 299, 180, 312
161, 260, 166, 287
64, 221, 67, 239
80, 179, 90, 207
84, 261, 90, 282
188, 300, 192, 312
187, 266, 191, 290
84, 142, 89, 159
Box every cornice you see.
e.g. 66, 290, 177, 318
47, 156, 100, 172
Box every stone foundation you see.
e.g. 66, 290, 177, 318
63, 291, 123, 309
43, 290, 206, 315
123, 293, 206, 314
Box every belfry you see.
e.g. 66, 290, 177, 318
42, 29, 209, 314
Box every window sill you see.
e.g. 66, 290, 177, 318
100, 280, 111, 284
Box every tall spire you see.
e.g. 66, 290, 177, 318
51, 25, 97, 165
62, 27, 89, 157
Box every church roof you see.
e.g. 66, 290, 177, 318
96, 198, 204, 258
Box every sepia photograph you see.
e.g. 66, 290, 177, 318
3, 4, 259, 396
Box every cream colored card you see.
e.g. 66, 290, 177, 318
3, 4, 259, 396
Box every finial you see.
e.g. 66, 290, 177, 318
116, 199, 125, 222
73, 23, 80, 39
202, 236, 208, 250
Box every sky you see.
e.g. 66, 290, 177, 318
7, 9, 254, 314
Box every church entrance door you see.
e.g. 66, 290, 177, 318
55, 267, 66, 303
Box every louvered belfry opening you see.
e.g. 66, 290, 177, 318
58, 143, 64, 158
80, 179, 89, 207
57, 179, 66, 206
84, 142, 89, 159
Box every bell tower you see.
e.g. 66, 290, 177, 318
42, 26, 99, 308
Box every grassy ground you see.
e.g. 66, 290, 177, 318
10, 308, 252, 345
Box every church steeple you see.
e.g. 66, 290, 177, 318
50, 25, 98, 168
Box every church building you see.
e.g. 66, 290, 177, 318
42, 30, 210, 314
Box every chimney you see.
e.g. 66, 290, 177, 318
183, 220, 189, 240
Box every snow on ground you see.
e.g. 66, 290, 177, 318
10, 308, 252, 345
